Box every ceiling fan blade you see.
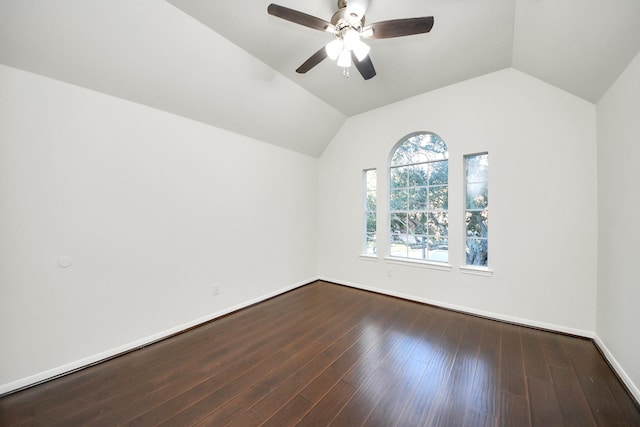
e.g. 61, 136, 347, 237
352, 52, 376, 80
267, 4, 333, 32
366, 17, 434, 39
296, 47, 328, 74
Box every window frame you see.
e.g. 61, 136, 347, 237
460, 152, 492, 276
385, 131, 451, 270
362, 168, 377, 257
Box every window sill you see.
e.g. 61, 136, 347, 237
384, 256, 453, 272
359, 254, 379, 262
459, 265, 493, 277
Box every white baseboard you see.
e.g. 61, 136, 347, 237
320, 276, 594, 338
0, 277, 316, 396
593, 334, 640, 404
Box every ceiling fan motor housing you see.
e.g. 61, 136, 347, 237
331, 7, 365, 33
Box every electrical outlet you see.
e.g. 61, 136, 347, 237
212, 284, 220, 295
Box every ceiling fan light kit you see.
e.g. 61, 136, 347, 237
267, 0, 434, 80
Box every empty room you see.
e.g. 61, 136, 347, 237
1, 0, 639, 425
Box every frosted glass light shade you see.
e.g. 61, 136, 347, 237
326, 39, 343, 60
353, 40, 370, 61
343, 29, 360, 50
337, 50, 352, 67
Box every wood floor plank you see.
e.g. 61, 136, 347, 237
527, 376, 565, 426
541, 332, 572, 369
463, 408, 496, 427
390, 348, 456, 426
224, 408, 264, 427
261, 395, 314, 427
500, 323, 526, 397
344, 357, 427, 427
329, 366, 395, 426
466, 320, 501, 417
2, 281, 638, 427
460, 314, 486, 346
249, 320, 376, 420
563, 338, 639, 426
550, 365, 597, 427
429, 338, 481, 426
499, 392, 531, 427
297, 380, 357, 427
341, 308, 429, 389
131, 350, 286, 426
300, 328, 388, 402
521, 328, 552, 382
191, 340, 326, 426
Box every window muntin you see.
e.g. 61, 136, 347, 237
363, 169, 377, 255
465, 153, 489, 266
389, 133, 449, 262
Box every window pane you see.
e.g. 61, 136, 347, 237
429, 161, 448, 185
390, 235, 409, 257
366, 191, 377, 211
464, 153, 488, 267
429, 237, 449, 263
466, 182, 488, 209
390, 167, 408, 188
366, 169, 377, 190
408, 187, 427, 210
365, 233, 377, 254
407, 212, 428, 234
466, 154, 488, 183
466, 237, 488, 266
428, 186, 448, 210
428, 212, 449, 237
391, 133, 448, 166
363, 169, 377, 256
366, 212, 376, 233
408, 235, 428, 260
390, 189, 408, 210
390, 213, 408, 235
407, 164, 430, 187
465, 210, 488, 238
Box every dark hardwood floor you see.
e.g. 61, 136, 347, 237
1, 281, 639, 426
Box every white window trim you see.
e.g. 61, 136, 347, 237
363, 168, 377, 257
459, 265, 493, 277
463, 152, 489, 271
384, 256, 452, 272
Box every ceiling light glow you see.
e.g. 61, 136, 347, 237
325, 39, 343, 60
337, 49, 352, 67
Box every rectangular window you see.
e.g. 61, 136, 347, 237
389, 160, 448, 263
465, 153, 489, 266
363, 169, 377, 255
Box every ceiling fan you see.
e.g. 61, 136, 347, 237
267, 0, 434, 80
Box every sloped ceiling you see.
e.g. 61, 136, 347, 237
1, 0, 639, 157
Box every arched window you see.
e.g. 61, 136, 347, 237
389, 132, 448, 262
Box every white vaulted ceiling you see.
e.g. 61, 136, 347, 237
1, 0, 639, 156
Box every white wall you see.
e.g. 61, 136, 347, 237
318, 68, 598, 334
596, 51, 640, 400
0, 65, 318, 393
